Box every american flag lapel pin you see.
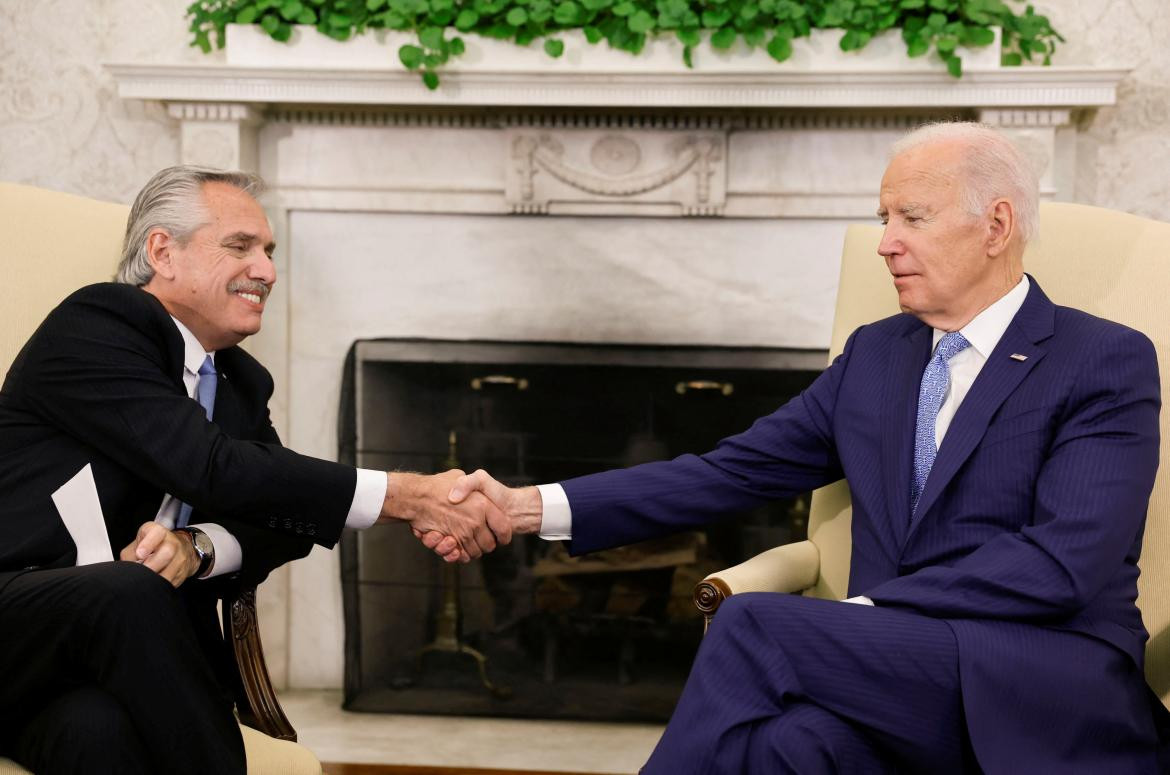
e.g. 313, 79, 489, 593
1009, 353, 1028, 362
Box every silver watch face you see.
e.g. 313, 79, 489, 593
192, 530, 214, 558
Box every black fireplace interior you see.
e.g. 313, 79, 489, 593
339, 339, 824, 721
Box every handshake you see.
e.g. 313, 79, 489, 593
378, 470, 541, 563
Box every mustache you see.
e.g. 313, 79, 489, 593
227, 280, 271, 302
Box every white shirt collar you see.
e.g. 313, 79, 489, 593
932, 275, 1030, 358
170, 316, 216, 375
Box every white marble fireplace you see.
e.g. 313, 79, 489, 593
110, 40, 1124, 690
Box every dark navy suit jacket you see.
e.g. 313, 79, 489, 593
561, 279, 1168, 771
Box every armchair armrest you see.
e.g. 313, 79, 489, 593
693, 540, 820, 631
222, 585, 297, 742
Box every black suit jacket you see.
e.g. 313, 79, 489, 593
0, 282, 360, 598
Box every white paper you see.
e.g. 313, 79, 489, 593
52, 464, 113, 565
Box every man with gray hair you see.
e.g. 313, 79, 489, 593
0, 166, 507, 773
441, 122, 1170, 771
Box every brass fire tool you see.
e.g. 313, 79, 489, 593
415, 431, 512, 698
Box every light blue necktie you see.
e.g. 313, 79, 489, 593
176, 356, 217, 528
911, 332, 970, 519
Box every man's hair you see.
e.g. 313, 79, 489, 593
890, 122, 1040, 243
115, 165, 265, 286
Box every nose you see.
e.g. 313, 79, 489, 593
248, 249, 277, 287
877, 224, 901, 260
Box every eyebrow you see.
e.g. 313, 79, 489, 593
223, 231, 276, 255
876, 203, 931, 218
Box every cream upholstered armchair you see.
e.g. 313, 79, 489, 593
694, 202, 1170, 709
0, 182, 321, 774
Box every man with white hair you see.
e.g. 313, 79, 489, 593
441, 122, 1170, 771
0, 166, 508, 774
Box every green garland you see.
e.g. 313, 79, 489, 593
187, 0, 1062, 89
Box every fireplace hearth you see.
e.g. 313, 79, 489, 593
339, 338, 823, 721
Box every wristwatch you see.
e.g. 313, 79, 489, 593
176, 526, 215, 578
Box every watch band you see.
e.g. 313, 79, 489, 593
177, 526, 215, 578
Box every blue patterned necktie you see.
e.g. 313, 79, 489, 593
911, 332, 970, 518
177, 356, 218, 528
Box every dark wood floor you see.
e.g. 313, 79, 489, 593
323, 764, 609, 775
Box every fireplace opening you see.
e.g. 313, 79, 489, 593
339, 338, 825, 721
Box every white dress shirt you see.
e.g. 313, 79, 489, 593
534, 277, 1032, 606
158, 317, 385, 578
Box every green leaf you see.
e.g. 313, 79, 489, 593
583, 25, 603, 42
281, 0, 305, 20
366, 0, 387, 10
899, 0, 924, 10
399, 44, 424, 68
682, 43, 693, 67
702, 9, 732, 27
710, 26, 737, 49
962, 26, 996, 46
906, 34, 929, 57
260, 13, 280, 34
235, 7, 260, 24
423, 70, 440, 89
676, 26, 700, 46
544, 37, 565, 56
766, 31, 792, 61
419, 25, 445, 49
945, 53, 961, 77
1001, 51, 1023, 66
743, 25, 765, 46
553, 0, 584, 24
193, 29, 212, 53
271, 21, 293, 41
612, 1, 636, 16
628, 9, 655, 32
449, 36, 465, 55
296, 8, 318, 23
507, 6, 529, 24
454, 9, 479, 29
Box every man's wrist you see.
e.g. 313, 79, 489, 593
176, 527, 214, 578
381, 471, 425, 524
512, 486, 544, 535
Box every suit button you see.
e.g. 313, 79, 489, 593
307, 526, 316, 537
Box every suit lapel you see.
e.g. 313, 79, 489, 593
905, 278, 1055, 543
881, 322, 932, 549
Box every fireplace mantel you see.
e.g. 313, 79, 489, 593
108, 61, 1127, 110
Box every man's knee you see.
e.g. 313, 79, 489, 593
15, 686, 150, 775
758, 703, 889, 775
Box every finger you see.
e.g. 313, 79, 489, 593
472, 521, 497, 555
141, 539, 176, 573
412, 527, 423, 539
420, 531, 445, 550
435, 536, 459, 555
159, 556, 187, 588
135, 523, 169, 562
484, 502, 513, 546
449, 469, 506, 505
119, 542, 139, 562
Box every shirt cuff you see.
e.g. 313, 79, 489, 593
190, 522, 242, 579
537, 483, 572, 540
843, 595, 874, 606
346, 469, 386, 530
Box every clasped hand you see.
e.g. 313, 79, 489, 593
385, 469, 541, 563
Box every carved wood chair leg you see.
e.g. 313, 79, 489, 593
223, 585, 298, 742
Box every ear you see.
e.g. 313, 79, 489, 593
986, 199, 1015, 258
145, 228, 178, 280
